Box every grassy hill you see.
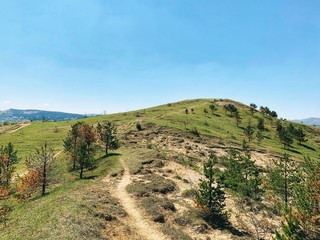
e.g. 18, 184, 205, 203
0, 99, 319, 239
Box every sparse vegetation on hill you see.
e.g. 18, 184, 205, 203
0, 98, 319, 239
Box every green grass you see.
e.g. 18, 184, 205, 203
1, 151, 122, 240
1, 98, 318, 168
0, 98, 319, 239
105, 98, 319, 160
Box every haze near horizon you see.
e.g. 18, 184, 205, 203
0, 0, 319, 119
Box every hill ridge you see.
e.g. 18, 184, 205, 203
0, 108, 86, 122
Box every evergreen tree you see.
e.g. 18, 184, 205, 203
295, 128, 307, 145
196, 153, 228, 224
279, 128, 293, 149
268, 153, 298, 211
64, 122, 97, 179
224, 104, 238, 117
223, 148, 263, 202
293, 156, 320, 238
63, 122, 82, 170
257, 118, 265, 131
0, 143, 18, 188
270, 111, 278, 118
97, 121, 120, 156
234, 111, 242, 127
244, 123, 254, 142
209, 104, 217, 115
256, 130, 263, 144
249, 103, 257, 116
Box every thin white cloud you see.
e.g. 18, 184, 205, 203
43, 103, 49, 107
4, 100, 11, 104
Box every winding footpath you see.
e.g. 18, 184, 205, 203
111, 151, 168, 240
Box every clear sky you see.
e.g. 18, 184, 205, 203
0, 0, 319, 119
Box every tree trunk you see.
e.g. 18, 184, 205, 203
73, 156, 76, 170
42, 162, 47, 196
80, 165, 83, 179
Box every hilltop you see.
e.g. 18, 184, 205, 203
0, 108, 85, 123
0, 98, 319, 240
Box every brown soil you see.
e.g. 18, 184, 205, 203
107, 149, 169, 240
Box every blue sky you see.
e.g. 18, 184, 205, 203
0, 0, 319, 119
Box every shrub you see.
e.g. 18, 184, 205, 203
127, 174, 176, 196
191, 127, 200, 137
136, 122, 143, 131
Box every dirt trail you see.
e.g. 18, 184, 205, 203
9, 123, 31, 133
112, 151, 169, 240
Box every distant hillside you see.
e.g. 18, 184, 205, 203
0, 108, 85, 122
292, 117, 320, 127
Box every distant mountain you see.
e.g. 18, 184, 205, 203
292, 117, 320, 127
0, 109, 86, 122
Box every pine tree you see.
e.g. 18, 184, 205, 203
64, 122, 97, 179
0, 143, 18, 188
274, 214, 306, 240
256, 130, 263, 144
294, 128, 307, 145
209, 104, 217, 115
223, 148, 263, 202
196, 153, 228, 224
293, 156, 320, 238
249, 103, 257, 116
268, 153, 298, 211
97, 121, 119, 156
234, 111, 242, 127
63, 122, 82, 170
244, 123, 254, 142
257, 118, 265, 131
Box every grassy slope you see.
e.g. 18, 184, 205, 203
1, 98, 318, 164
101, 98, 319, 159
0, 98, 319, 239
1, 150, 122, 240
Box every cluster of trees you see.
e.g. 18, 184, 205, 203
287, 124, 308, 145
269, 154, 320, 239
196, 147, 263, 226
223, 104, 242, 127
63, 121, 119, 179
196, 148, 319, 239
250, 103, 277, 118
276, 121, 307, 149
223, 147, 263, 202
223, 103, 238, 117
0, 121, 120, 226
259, 106, 278, 118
